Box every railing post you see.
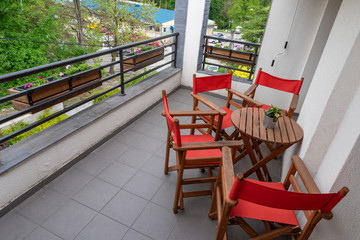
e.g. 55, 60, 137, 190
119, 49, 125, 95
202, 36, 207, 70
173, 34, 178, 68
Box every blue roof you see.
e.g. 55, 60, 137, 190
154, 8, 175, 24
57, 0, 174, 24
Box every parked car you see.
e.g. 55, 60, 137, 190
208, 66, 219, 72
216, 33, 224, 37
149, 41, 163, 47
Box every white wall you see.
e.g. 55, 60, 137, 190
281, 0, 360, 238
255, 0, 328, 111
0, 73, 181, 209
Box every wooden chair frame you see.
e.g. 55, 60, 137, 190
209, 147, 349, 240
162, 90, 243, 213
243, 68, 304, 118
191, 73, 263, 140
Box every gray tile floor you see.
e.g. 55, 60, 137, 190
0, 89, 286, 240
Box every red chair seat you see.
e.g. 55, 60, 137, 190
172, 134, 222, 159
215, 107, 234, 129
230, 179, 299, 226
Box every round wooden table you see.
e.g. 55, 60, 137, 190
231, 108, 303, 181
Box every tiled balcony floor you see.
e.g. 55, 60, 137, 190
0, 88, 286, 240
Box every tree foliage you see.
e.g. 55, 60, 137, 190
228, 0, 271, 43
209, 0, 232, 29
240, 6, 269, 43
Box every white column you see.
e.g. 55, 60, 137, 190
180, 0, 206, 87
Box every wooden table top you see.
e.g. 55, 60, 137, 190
231, 108, 303, 145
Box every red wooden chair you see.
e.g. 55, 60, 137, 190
162, 90, 242, 213
209, 147, 349, 240
245, 68, 304, 118
191, 72, 263, 140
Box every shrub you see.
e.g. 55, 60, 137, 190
93, 87, 120, 104
0, 109, 68, 147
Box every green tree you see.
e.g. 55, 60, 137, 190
209, 0, 231, 29
0, 0, 101, 103
240, 6, 270, 43
89, 0, 157, 73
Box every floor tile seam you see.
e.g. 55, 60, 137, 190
69, 183, 122, 214
26, 225, 65, 240
15, 189, 73, 227
71, 211, 101, 240
149, 181, 174, 211
121, 172, 164, 203
115, 154, 151, 171
6, 211, 40, 240
130, 137, 165, 155
74, 155, 119, 178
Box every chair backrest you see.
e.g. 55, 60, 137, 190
193, 73, 232, 94
255, 68, 303, 95
162, 90, 182, 146
228, 178, 346, 213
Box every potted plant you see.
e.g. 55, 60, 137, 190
8, 63, 102, 112
263, 106, 285, 129
123, 44, 164, 71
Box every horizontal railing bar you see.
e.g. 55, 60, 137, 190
204, 35, 260, 47
101, 59, 121, 69
124, 60, 174, 85
123, 46, 165, 62
122, 53, 167, 73
202, 61, 252, 74
205, 45, 258, 56
0, 83, 124, 143
164, 51, 175, 57
0, 68, 101, 104
204, 52, 254, 65
0, 33, 179, 83
0, 72, 121, 125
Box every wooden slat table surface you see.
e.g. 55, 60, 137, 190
231, 108, 303, 145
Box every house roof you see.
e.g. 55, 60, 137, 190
154, 8, 175, 24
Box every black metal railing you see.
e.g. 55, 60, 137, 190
202, 35, 260, 80
0, 32, 179, 145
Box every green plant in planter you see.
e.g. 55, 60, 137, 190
265, 105, 285, 121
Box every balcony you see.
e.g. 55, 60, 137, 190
0, 88, 285, 240
0, 0, 359, 239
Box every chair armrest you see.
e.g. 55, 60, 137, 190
243, 84, 257, 96
288, 94, 299, 118
173, 140, 242, 151
291, 156, 320, 194
161, 110, 220, 117
221, 147, 238, 206
191, 93, 227, 116
227, 88, 263, 108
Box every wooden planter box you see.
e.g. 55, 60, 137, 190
8, 69, 102, 113
123, 47, 164, 71
205, 46, 256, 66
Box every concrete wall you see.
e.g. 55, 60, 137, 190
281, 0, 360, 238
0, 70, 181, 210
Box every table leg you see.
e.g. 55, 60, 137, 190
252, 139, 272, 182
240, 132, 265, 181
243, 144, 293, 179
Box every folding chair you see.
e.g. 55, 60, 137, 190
162, 90, 242, 213
209, 147, 349, 240
244, 68, 304, 118
191, 73, 263, 140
